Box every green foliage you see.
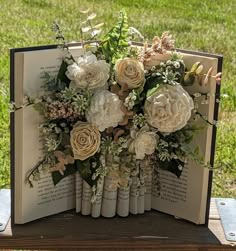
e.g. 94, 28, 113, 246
99, 10, 129, 64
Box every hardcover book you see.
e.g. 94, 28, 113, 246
10, 43, 222, 225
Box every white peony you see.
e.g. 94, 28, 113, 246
144, 84, 194, 133
128, 126, 158, 160
86, 90, 125, 131
66, 52, 110, 90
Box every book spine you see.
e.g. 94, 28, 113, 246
137, 185, 145, 214
81, 180, 92, 215
91, 177, 104, 218
101, 173, 118, 217
117, 186, 130, 217
75, 172, 83, 213
144, 160, 152, 211
129, 176, 138, 214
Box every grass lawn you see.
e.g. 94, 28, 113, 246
0, 0, 235, 197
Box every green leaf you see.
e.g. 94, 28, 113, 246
75, 153, 101, 187
146, 84, 160, 97
143, 75, 162, 94
51, 163, 77, 186
82, 26, 92, 33
56, 60, 71, 87
194, 146, 200, 155
158, 159, 184, 178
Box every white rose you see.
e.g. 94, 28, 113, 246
114, 58, 145, 89
86, 90, 125, 131
128, 126, 158, 160
144, 84, 194, 133
66, 51, 110, 90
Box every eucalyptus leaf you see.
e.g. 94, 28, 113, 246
92, 29, 101, 37
182, 72, 195, 86
87, 13, 96, 20
82, 26, 92, 33
94, 23, 104, 29
79, 8, 91, 14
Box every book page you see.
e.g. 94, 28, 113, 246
14, 46, 83, 223
151, 53, 219, 224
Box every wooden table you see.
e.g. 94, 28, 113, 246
0, 199, 235, 250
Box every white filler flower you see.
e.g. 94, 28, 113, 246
86, 90, 125, 131
66, 52, 110, 90
144, 84, 194, 133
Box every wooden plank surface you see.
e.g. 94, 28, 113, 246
0, 199, 235, 250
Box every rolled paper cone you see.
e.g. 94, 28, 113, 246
117, 186, 130, 217
144, 166, 152, 211
137, 185, 145, 214
101, 174, 118, 218
129, 176, 138, 214
81, 180, 92, 216
91, 178, 104, 218
75, 172, 83, 213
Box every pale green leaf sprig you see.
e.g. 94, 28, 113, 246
44, 133, 62, 152
132, 114, 147, 129
161, 70, 180, 85
9, 94, 43, 112
91, 163, 107, 203
71, 91, 92, 116
55, 88, 92, 116
100, 136, 128, 157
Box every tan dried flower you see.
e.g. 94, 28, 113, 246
140, 32, 174, 70
49, 151, 74, 175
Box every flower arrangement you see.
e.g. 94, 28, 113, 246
21, 10, 221, 218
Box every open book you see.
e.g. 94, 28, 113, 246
10, 44, 222, 224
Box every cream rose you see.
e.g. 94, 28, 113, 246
70, 122, 100, 160
128, 126, 158, 160
144, 84, 194, 133
66, 51, 110, 90
114, 58, 145, 89
86, 90, 125, 131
